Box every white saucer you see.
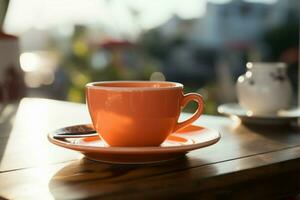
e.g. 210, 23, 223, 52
218, 103, 300, 125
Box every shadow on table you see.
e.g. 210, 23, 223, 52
232, 122, 300, 145
0, 103, 19, 170
49, 156, 212, 199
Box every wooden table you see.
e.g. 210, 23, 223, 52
1, 98, 300, 199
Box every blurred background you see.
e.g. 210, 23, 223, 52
0, 0, 299, 114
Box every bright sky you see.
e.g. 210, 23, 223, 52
4, 0, 277, 36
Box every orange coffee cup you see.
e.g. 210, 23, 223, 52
86, 81, 204, 147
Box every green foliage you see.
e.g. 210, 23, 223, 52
264, 18, 299, 60
62, 26, 159, 103
0, 0, 9, 29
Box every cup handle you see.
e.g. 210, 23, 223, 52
173, 93, 204, 132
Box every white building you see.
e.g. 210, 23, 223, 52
188, 0, 270, 48
157, 0, 297, 49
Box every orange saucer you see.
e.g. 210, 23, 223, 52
48, 124, 220, 164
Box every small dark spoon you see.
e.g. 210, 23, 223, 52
53, 124, 98, 139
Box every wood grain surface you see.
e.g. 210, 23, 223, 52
0, 98, 300, 199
